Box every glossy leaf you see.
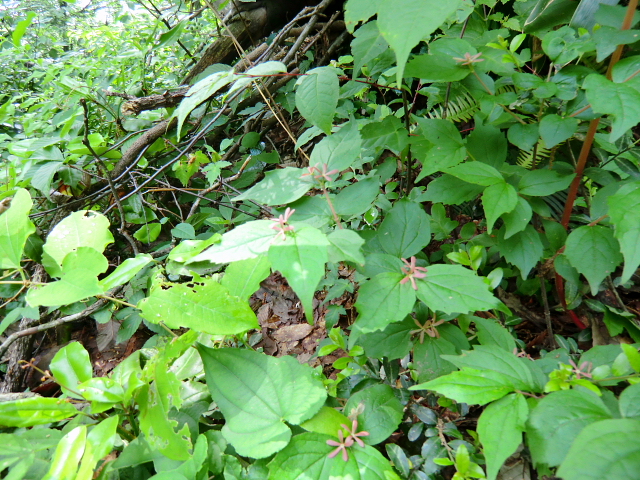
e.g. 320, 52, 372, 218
98, 253, 153, 291
43, 426, 86, 480
139, 277, 258, 335
49, 341, 93, 398
198, 347, 326, 459
0, 397, 79, 427
221, 255, 271, 301
190, 220, 275, 264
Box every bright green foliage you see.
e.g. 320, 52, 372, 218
235, 168, 312, 205
0, 397, 79, 427
0, 189, 35, 269
198, 347, 326, 458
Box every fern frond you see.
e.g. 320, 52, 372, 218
517, 146, 551, 169
427, 90, 478, 123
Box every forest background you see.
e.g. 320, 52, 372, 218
1, 0, 640, 479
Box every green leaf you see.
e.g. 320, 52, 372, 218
12, 11, 36, 46
413, 336, 458, 383
518, 169, 574, 196
267, 432, 400, 480
333, 177, 380, 217
466, 124, 507, 169
300, 406, 350, 437
424, 174, 484, 205
351, 21, 389, 78
356, 316, 414, 360
344, 384, 403, 445
619, 383, 640, 419
133, 223, 161, 243
501, 196, 533, 239
361, 116, 409, 155
86, 415, 119, 461
344, 0, 381, 32
0, 188, 35, 269
497, 225, 543, 279
539, 114, 578, 148
414, 118, 467, 179
49, 341, 93, 399
355, 272, 416, 332
557, 418, 640, 480
310, 119, 362, 172
221, 255, 271, 301
174, 71, 234, 138
77, 377, 125, 404
190, 220, 275, 264
607, 182, 640, 283
0, 397, 79, 427
472, 316, 516, 352
268, 226, 329, 322
584, 73, 640, 142
443, 345, 545, 392
26, 247, 108, 307
445, 162, 504, 186
527, 389, 613, 467
171, 222, 196, 239
564, 225, 622, 295
99, 253, 153, 291
295, 67, 339, 134
593, 27, 640, 62
139, 277, 258, 335
43, 425, 86, 480
198, 347, 327, 459
405, 50, 470, 83
378, 199, 431, 258
41, 210, 113, 278
478, 393, 528, 480
327, 229, 365, 264
377, 0, 462, 85
234, 167, 312, 206
507, 123, 539, 151
482, 181, 518, 231
411, 368, 516, 405
416, 264, 500, 315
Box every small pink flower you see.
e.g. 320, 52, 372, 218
301, 163, 340, 183
327, 430, 354, 461
400, 256, 427, 290
341, 419, 369, 447
270, 207, 295, 240
453, 52, 484, 65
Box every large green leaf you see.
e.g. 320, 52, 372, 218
138, 277, 258, 335
356, 316, 414, 360
442, 345, 546, 392
295, 67, 339, 134
355, 272, 416, 332
333, 177, 380, 217
344, 384, 403, 445
466, 124, 507, 169
378, 199, 431, 258
99, 253, 154, 291
423, 174, 484, 205
415, 264, 500, 315
197, 347, 326, 459
344, 0, 381, 32
497, 225, 543, 279
49, 341, 93, 399
518, 169, 574, 196
268, 226, 329, 322
445, 162, 504, 186
361, 116, 409, 154
234, 168, 312, 205
539, 114, 578, 148
584, 73, 640, 141
564, 225, 622, 294
221, 255, 271, 301
327, 229, 365, 265
0, 188, 35, 269
377, 0, 462, 85
310, 119, 362, 172
190, 220, 275, 264
482, 181, 518, 231
472, 316, 516, 352
267, 432, 399, 480
478, 393, 528, 480
410, 368, 516, 405
26, 247, 108, 307
0, 397, 79, 427
556, 419, 640, 480
41, 210, 113, 278
527, 389, 612, 468
414, 118, 467, 180
43, 425, 86, 480
351, 21, 389, 78
607, 182, 640, 283
413, 336, 458, 383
